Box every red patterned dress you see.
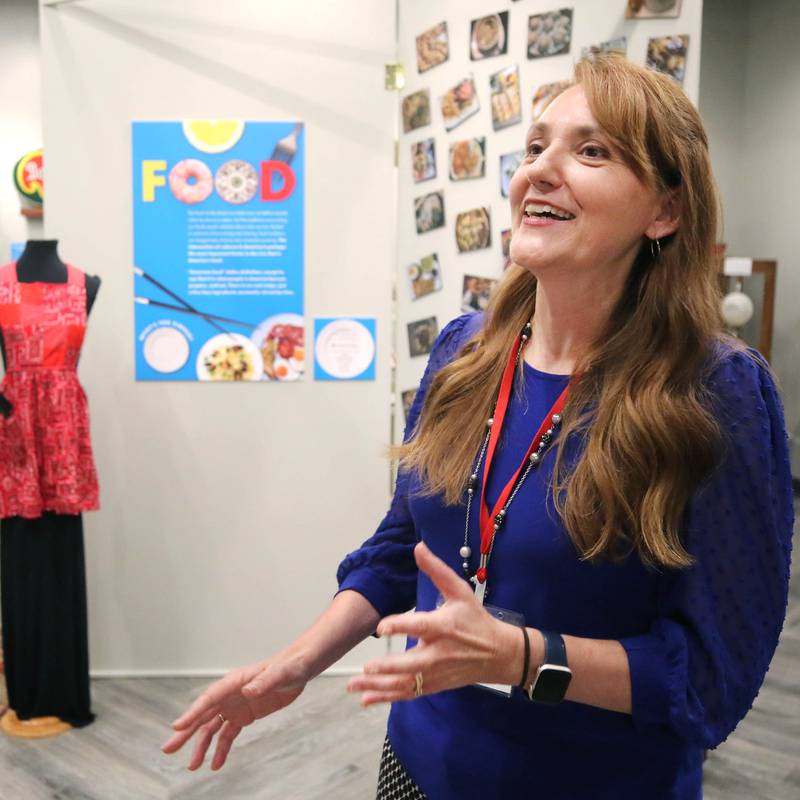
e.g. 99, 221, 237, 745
0, 262, 99, 518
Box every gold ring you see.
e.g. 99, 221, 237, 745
413, 672, 424, 698
217, 713, 226, 725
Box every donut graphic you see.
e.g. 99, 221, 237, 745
168, 159, 213, 204
215, 159, 258, 205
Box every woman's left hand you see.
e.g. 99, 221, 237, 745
347, 542, 522, 705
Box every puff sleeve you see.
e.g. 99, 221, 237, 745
619, 348, 795, 749
336, 313, 479, 618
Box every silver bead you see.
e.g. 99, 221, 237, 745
459, 545, 472, 558
462, 561, 470, 571
546, 427, 553, 436
530, 452, 540, 463
487, 417, 494, 427
551, 413, 561, 425
467, 487, 474, 496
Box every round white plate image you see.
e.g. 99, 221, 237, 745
142, 326, 190, 373
314, 319, 375, 379
195, 333, 263, 381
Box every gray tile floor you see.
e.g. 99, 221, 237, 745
1, 515, 797, 798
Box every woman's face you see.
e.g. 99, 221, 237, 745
509, 85, 668, 280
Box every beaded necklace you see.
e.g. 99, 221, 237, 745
460, 322, 572, 604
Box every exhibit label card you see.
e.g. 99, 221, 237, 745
314, 318, 376, 381
132, 120, 305, 381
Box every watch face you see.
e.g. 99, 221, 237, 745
531, 666, 572, 704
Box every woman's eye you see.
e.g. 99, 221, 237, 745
581, 145, 608, 159
526, 143, 544, 157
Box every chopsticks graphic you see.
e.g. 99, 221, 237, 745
135, 297, 256, 330
133, 266, 236, 338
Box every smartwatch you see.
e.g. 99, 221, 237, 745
527, 629, 572, 704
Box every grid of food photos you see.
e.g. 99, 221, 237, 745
400, 0, 689, 421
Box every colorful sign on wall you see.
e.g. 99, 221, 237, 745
13, 148, 43, 219
132, 120, 304, 381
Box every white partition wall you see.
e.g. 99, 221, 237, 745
0, 0, 44, 256
395, 0, 705, 414
36, 0, 741, 677
39, 0, 397, 673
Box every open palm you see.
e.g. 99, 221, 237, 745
162, 658, 306, 771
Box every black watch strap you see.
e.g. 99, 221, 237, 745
526, 629, 572, 704
541, 629, 568, 667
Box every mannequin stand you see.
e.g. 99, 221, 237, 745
1, 709, 72, 739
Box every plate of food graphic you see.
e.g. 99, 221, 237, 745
251, 313, 305, 381
196, 333, 263, 381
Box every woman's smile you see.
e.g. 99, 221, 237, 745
519, 213, 574, 228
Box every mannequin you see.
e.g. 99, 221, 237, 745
15, 239, 101, 301
0, 239, 100, 738
0, 240, 100, 417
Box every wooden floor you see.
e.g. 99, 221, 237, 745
0, 675, 390, 799
1, 514, 798, 798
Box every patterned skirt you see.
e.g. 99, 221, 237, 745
376, 736, 427, 800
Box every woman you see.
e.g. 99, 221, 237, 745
162, 56, 794, 798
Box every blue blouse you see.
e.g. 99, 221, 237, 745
337, 313, 794, 799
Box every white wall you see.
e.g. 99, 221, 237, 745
395, 0, 705, 412
699, 0, 800, 473
0, 0, 43, 260
22, 0, 799, 675
39, 0, 396, 673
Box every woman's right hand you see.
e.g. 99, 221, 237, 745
161, 590, 382, 771
161, 655, 308, 771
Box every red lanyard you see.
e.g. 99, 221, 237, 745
475, 335, 572, 585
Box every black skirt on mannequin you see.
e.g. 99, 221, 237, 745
0, 513, 94, 726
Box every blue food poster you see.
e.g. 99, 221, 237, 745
132, 120, 304, 381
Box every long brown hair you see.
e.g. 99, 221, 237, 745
394, 55, 758, 571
